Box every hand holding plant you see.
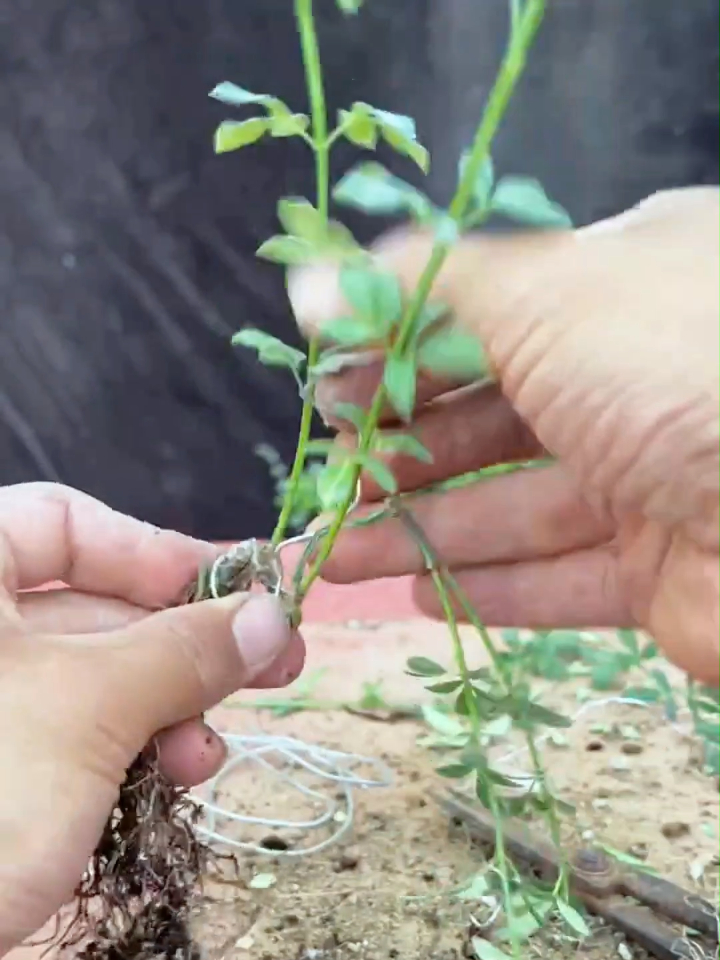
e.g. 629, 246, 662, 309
290, 186, 720, 686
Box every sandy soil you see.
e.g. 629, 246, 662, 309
10, 619, 719, 960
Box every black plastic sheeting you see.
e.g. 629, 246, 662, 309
1, 0, 718, 539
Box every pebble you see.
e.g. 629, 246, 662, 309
621, 741, 644, 756
661, 821, 690, 840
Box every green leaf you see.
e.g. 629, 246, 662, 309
459, 151, 495, 212
617, 629, 640, 657
339, 104, 378, 148
340, 265, 403, 331
319, 316, 379, 347
209, 82, 270, 106
417, 328, 487, 380
336, 0, 364, 12
331, 402, 367, 430
414, 302, 450, 338
354, 454, 398, 493
309, 350, 360, 378
519, 701, 572, 729
622, 685, 661, 704
374, 432, 433, 463
256, 235, 317, 265
556, 900, 590, 938
406, 656, 445, 678
472, 938, 512, 960
383, 354, 417, 421
277, 198, 326, 244
316, 460, 356, 512
333, 162, 434, 220
436, 763, 473, 779
270, 113, 309, 137
491, 177, 572, 228
214, 118, 269, 153
421, 704, 466, 737
425, 679, 463, 694
232, 328, 305, 373
364, 107, 429, 172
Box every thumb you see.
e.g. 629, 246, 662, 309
102, 592, 292, 739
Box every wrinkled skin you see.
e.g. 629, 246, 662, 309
289, 187, 719, 686
0, 483, 302, 953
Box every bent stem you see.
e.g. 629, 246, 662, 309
272, 0, 328, 547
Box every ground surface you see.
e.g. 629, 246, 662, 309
9, 618, 719, 960
192, 620, 719, 960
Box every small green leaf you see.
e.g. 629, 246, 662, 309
556, 900, 590, 938
256, 235, 317, 265
319, 316, 378, 347
232, 328, 305, 373
316, 460, 356, 511
617, 629, 640, 657
374, 432, 433, 463
491, 176, 572, 228
382, 127, 430, 172
336, 0, 364, 12
459, 150, 495, 212
383, 353, 417, 421
623, 687, 660, 703
214, 118, 269, 153
436, 763, 473, 779
425, 679, 463, 694
339, 104, 378, 148
472, 938, 512, 960
309, 350, 360, 378
331, 402, 367, 429
355, 454, 398, 493
209, 82, 270, 106
417, 328, 487, 380
270, 112, 309, 137
371, 108, 417, 140
520, 701, 572, 729
406, 656, 445, 678
414, 302, 450, 338
277, 198, 326, 244
333, 162, 434, 220
340, 265, 403, 331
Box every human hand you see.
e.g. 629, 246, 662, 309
289, 187, 719, 684
0, 482, 303, 953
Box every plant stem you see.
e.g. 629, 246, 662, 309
272, 0, 329, 546
299, 0, 546, 591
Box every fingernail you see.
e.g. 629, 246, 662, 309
232, 594, 291, 677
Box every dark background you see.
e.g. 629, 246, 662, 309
1, 0, 718, 540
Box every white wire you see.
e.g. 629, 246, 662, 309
193, 695, 697, 860
193, 732, 393, 857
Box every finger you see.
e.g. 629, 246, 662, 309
18, 589, 146, 634
153, 631, 306, 787
339, 382, 543, 502
99, 592, 295, 739
0, 482, 216, 607
413, 546, 630, 628
320, 463, 614, 583
19, 588, 305, 688
155, 718, 228, 786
